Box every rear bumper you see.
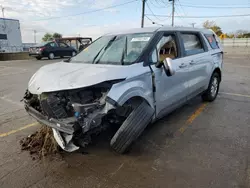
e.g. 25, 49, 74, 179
29, 53, 42, 57
25, 104, 74, 134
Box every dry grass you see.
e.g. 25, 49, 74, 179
20, 125, 60, 160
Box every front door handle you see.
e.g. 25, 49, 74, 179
179, 63, 187, 68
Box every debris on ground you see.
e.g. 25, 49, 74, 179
20, 125, 61, 160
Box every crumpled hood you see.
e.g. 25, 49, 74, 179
28, 62, 130, 94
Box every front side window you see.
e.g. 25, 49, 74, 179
70, 33, 153, 65
150, 34, 178, 63
204, 34, 219, 49
181, 33, 204, 56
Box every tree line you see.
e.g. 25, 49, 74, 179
42, 33, 63, 42
203, 20, 250, 38
42, 21, 250, 42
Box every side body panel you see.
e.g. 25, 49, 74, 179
107, 63, 155, 109
177, 31, 213, 100
184, 52, 213, 99
152, 58, 189, 119
203, 33, 223, 88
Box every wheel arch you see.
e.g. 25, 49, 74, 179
213, 67, 222, 82
106, 80, 155, 109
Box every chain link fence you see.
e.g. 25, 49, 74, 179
221, 38, 250, 55
221, 38, 250, 47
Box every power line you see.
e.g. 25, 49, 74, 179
178, 0, 250, 6
174, 7, 186, 25
145, 13, 250, 18
148, 0, 165, 8
145, 15, 163, 26
177, 0, 187, 17
146, 1, 167, 21
179, 4, 250, 9
25, 0, 138, 22
154, 0, 170, 8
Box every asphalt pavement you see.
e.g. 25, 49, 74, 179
0, 56, 250, 188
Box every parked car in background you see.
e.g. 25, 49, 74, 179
56, 37, 92, 52
29, 41, 77, 60
24, 27, 223, 154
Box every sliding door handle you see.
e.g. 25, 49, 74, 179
179, 63, 187, 68
189, 60, 196, 65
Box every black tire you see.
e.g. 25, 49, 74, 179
35, 57, 42, 60
110, 101, 154, 154
202, 72, 220, 102
48, 52, 54, 60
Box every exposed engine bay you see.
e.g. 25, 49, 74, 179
23, 81, 132, 152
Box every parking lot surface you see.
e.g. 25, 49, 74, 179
0, 56, 250, 188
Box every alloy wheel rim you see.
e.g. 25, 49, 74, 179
211, 77, 218, 97
49, 53, 54, 59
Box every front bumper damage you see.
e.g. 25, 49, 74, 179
25, 98, 116, 152
25, 105, 74, 134
25, 104, 79, 151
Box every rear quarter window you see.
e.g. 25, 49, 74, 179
204, 34, 219, 49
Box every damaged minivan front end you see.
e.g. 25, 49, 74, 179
23, 31, 156, 153
24, 79, 129, 152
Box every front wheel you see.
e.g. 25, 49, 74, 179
110, 101, 154, 154
202, 72, 220, 102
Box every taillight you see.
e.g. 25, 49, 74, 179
39, 47, 46, 51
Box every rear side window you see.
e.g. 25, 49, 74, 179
204, 34, 219, 49
181, 33, 204, 56
59, 42, 68, 48
46, 42, 57, 47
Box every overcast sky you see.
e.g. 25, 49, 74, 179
1, 0, 250, 43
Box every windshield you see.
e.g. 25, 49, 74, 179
70, 33, 153, 65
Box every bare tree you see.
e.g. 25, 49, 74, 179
203, 20, 223, 36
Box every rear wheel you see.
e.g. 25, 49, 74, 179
48, 53, 54, 60
110, 100, 154, 154
202, 72, 220, 102
35, 57, 41, 60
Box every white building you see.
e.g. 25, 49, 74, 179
0, 18, 23, 52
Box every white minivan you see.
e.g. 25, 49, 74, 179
24, 27, 223, 153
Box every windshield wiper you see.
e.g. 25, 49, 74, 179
92, 46, 105, 64
121, 36, 127, 65
94, 36, 117, 64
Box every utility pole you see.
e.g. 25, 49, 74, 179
190, 23, 196, 28
34, 30, 37, 44
1, 5, 5, 18
171, 0, 175, 27
141, 0, 146, 28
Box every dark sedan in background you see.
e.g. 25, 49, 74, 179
29, 41, 77, 60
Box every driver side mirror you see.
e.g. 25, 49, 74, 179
162, 58, 175, 76
155, 58, 175, 76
